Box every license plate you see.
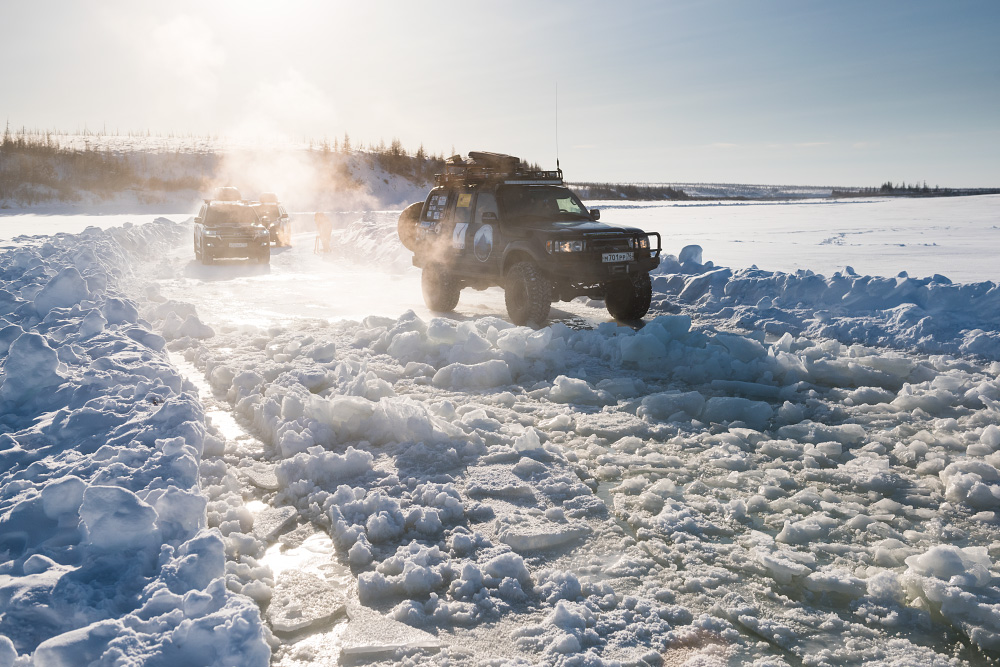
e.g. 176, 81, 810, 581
602, 252, 634, 263
229, 242, 248, 248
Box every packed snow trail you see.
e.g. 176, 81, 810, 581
137, 213, 1000, 665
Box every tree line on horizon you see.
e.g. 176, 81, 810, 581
0, 124, 448, 206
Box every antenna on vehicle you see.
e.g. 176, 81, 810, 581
555, 82, 560, 172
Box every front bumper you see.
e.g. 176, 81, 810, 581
204, 236, 269, 258
546, 231, 661, 283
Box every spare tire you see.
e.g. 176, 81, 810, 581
397, 202, 423, 251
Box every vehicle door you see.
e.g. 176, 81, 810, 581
421, 187, 474, 268
463, 189, 502, 279
194, 203, 208, 251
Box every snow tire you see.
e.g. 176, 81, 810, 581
505, 261, 551, 326
605, 271, 652, 321
422, 264, 461, 312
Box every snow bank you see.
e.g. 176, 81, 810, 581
0, 222, 269, 664
654, 246, 1000, 361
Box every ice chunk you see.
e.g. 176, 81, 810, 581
701, 396, 773, 429
905, 545, 992, 587
41, 475, 86, 519
638, 391, 705, 421
804, 569, 865, 598
80, 485, 160, 551
496, 514, 591, 553
245, 466, 280, 491
178, 315, 215, 339
679, 245, 703, 265
432, 359, 512, 389
0, 323, 24, 355
466, 465, 535, 500
34, 266, 90, 316
267, 570, 346, 634
713, 333, 767, 363
32, 621, 120, 667
252, 506, 297, 542
0, 332, 64, 403
496, 326, 552, 357
547, 375, 604, 405
341, 604, 441, 656
0, 635, 15, 667
620, 333, 667, 363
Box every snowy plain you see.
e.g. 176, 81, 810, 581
1, 194, 1000, 666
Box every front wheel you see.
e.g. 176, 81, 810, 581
504, 261, 551, 326
605, 272, 652, 321
422, 265, 460, 312
256, 245, 271, 264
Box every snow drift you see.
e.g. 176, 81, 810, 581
0, 223, 269, 665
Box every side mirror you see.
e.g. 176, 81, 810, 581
194, 217, 203, 224
481, 212, 498, 222
590, 208, 601, 221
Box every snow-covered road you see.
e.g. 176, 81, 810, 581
2, 196, 1000, 666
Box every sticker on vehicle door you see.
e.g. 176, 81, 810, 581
452, 222, 469, 249
474, 225, 493, 261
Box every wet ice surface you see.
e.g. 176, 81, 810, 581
135, 205, 1000, 665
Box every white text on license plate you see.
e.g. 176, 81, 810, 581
229, 242, 248, 248
602, 252, 633, 263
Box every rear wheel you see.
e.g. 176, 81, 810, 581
422, 264, 460, 312
505, 261, 551, 326
605, 272, 652, 321
397, 202, 424, 251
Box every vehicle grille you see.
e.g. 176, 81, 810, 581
210, 227, 255, 240
588, 236, 633, 252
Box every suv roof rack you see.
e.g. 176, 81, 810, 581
434, 151, 563, 186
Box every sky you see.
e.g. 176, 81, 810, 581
3, 0, 999, 186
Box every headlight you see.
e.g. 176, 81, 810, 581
637, 236, 649, 250
203, 230, 219, 237
546, 240, 586, 253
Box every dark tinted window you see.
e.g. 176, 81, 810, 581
256, 204, 281, 219
205, 204, 259, 225
498, 185, 589, 223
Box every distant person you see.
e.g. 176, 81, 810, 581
314, 212, 332, 253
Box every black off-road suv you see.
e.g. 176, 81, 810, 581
193, 198, 271, 265
398, 151, 660, 325
251, 192, 292, 246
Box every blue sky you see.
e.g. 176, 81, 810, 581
3, 0, 998, 186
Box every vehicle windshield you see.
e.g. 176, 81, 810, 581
205, 203, 259, 226
254, 204, 281, 220
498, 185, 590, 223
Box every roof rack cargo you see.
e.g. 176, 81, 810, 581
434, 151, 563, 186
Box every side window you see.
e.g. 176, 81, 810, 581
474, 192, 498, 223
454, 191, 474, 225
423, 192, 450, 223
